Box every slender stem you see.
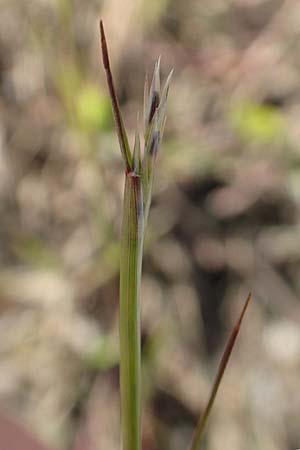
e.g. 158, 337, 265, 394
99, 24, 171, 450
188, 293, 251, 450
119, 172, 144, 450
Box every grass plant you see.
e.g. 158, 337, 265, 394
99, 20, 251, 450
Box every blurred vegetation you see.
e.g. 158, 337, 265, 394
0, 0, 300, 450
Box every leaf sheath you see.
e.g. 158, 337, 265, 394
119, 172, 144, 450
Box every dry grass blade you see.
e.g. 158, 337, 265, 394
188, 292, 252, 450
99, 20, 132, 171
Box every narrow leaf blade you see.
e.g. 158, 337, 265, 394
99, 20, 132, 171
160, 68, 174, 106
188, 293, 251, 450
143, 74, 149, 133
133, 125, 141, 174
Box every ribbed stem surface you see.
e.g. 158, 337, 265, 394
119, 172, 144, 450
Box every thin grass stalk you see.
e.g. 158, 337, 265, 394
188, 292, 251, 450
119, 172, 144, 450
100, 21, 143, 450
100, 21, 171, 450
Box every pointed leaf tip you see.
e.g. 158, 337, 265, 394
99, 20, 109, 70
99, 21, 132, 171
161, 68, 174, 105
147, 59, 161, 124
155, 56, 161, 91
237, 292, 251, 329
100, 19, 104, 34
188, 292, 251, 450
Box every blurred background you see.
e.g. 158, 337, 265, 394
0, 0, 300, 449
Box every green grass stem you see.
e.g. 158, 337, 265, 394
119, 172, 144, 450
99, 20, 171, 450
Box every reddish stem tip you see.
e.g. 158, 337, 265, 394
99, 19, 109, 70
237, 291, 252, 330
